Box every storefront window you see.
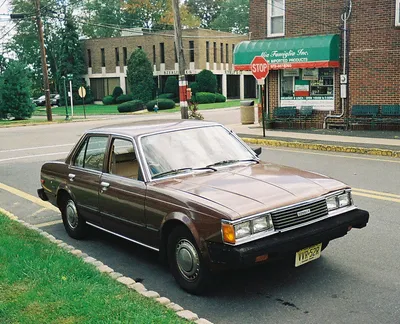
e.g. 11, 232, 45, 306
280, 68, 334, 111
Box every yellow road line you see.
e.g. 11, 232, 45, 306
0, 207, 18, 220
0, 182, 59, 212
353, 188, 400, 199
36, 220, 63, 228
31, 207, 49, 217
264, 147, 400, 164
353, 191, 400, 204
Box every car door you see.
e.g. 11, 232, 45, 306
67, 135, 109, 226
98, 137, 150, 245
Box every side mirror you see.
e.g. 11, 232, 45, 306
252, 147, 262, 156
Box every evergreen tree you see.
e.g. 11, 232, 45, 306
0, 61, 34, 120
164, 76, 178, 96
196, 69, 217, 93
127, 48, 154, 103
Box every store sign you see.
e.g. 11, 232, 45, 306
302, 68, 319, 80
281, 97, 334, 111
283, 69, 300, 77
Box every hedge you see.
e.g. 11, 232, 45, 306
158, 93, 175, 99
117, 100, 144, 113
215, 93, 226, 103
102, 95, 114, 105
146, 98, 176, 111
116, 94, 133, 104
195, 92, 216, 104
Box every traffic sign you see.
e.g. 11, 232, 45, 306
67, 74, 73, 81
78, 86, 86, 98
251, 56, 269, 80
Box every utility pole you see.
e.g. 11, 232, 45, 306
172, 0, 188, 119
34, 0, 52, 121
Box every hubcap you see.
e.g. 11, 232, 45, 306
66, 200, 79, 229
176, 239, 200, 281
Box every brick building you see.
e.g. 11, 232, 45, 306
234, 0, 400, 129
82, 29, 256, 101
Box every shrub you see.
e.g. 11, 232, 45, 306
146, 99, 176, 111
117, 100, 144, 113
102, 95, 114, 105
115, 94, 133, 104
189, 82, 199, 95
196, 69, 217, 93
112, 86, 123, 102
195, 92, 216, 104
158, 93, 175, 100
215, 93, 226, 103
163, 76, 178, 96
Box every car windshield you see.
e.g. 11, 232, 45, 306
141, 125, 256, 179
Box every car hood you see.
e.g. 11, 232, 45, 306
155, 162, 348, 220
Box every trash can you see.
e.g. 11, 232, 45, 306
240, 100, 255, 125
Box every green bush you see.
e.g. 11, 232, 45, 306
164, 76, 178, 96
195, 92, 216, 104
158, 93, 175, 100
215, 93, 226, 103
189, 82, 199, 95
196, 70, 217, 93
117, 100, 144, 113
116, 94, 133, 104
102, 95, 114, 105
112, 86, 123, 101
146, 99, 176, 111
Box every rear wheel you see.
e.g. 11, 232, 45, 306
60, 196, 87, 239
167, 226, 211, 294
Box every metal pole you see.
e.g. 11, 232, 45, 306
69, 80, 74, 118
34, 0, 52, 121
172, 0, 188, 119
63, 77, 69, 119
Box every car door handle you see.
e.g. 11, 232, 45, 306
68, 173, 75, 181
100, 182, 110, 189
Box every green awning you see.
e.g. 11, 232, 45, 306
234, 34, 340, 70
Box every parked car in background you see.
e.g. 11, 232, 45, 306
37, 120, 370, 294
34, 94, 60, 106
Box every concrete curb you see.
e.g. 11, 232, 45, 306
1, 208, 213, 324
242, 137, 400, 158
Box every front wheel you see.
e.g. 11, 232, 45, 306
61, 197, 87, 239
167, 226, 211, 294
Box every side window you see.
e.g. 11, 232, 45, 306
109, 138, 142, 180
73, 136, 108, 172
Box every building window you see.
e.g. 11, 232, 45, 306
232, 44, 235, 63
396, 0, 400, 26
226, 44, 229, 63
138, 46, 142, 49
174, 42, 178, 63
189, 41, 195, 62
87, 49, 92, 68
160, 43, 165, 63
267, 0, 285, 37
206, 41, 210, 62
115, 48, 119, 66
220, 43, 224, 63
213, 42, 217, 63
101, 48, 105, 67
153, 45, 156, 65
123, 47, 127, 66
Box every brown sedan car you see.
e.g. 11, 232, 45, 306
38, 120, 369, 294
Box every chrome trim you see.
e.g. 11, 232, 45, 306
86, 222, 159, 252
221, 189, 354, 246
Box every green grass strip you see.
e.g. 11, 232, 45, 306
0, 213, 187, 324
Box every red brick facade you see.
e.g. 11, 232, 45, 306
249, 0, 400, 129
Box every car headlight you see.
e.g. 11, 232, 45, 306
326, 191, 352, 211
235, 221, 251, 239
252, 215, 273, 233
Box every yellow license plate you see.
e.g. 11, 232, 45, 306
295, 243, 322, 267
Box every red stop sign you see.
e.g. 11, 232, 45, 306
251, 56, 269, 80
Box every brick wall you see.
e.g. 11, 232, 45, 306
250, 0, 400, 129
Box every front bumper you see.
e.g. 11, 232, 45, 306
207, 208, 369, 268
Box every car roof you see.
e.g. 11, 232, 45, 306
89, 119, 221, 138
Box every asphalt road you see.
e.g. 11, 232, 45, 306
1, 110, 399, 324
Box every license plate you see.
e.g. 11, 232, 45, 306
295, 243, 322, 267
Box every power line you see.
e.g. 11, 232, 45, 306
0, 0, 7, 9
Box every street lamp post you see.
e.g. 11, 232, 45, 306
61, 76, 69, 120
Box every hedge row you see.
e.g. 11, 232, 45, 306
117, 100, 145, 113
193, 92, 226, 104
102, 94, 133, 105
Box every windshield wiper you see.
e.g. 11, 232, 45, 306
206, 158, 259, 168
152, 166, 217, 180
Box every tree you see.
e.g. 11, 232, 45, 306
164, 76, 178, 96
0, 61, 34, 120
210, 0, 249, 34
196, 69, 217, 93
127, 48, 154, 103
124, 0, 168, 29
184, 0, 223, 28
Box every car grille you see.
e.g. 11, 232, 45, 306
271, 199, 328, 230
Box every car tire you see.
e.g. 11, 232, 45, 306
60, 196, 87, 239
167, 226, 211, 294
